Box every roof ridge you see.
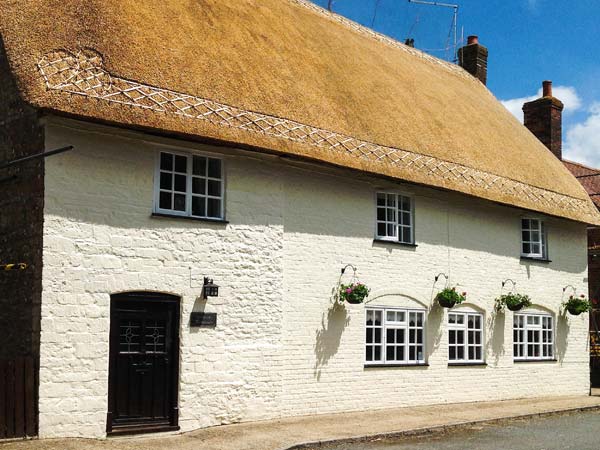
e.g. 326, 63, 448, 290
290, 0, 471, 80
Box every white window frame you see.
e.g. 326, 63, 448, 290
375, 192, 415, 244
153, 150, 225, 220
448, 311, 484, 364
513, 313, 554, 361
365, 307, 426, 366
521, 218, 547, 259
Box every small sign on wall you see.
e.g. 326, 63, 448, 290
190, 312, 217, 328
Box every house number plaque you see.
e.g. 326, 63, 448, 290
190, 312, 217, 328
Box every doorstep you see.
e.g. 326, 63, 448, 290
2, 396, 600, 450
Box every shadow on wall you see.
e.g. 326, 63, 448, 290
486, 311, 505, 366
314, 302, 350, 381
556, 311, 570, 364
426, 304, 444, 359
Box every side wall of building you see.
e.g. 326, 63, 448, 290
40, 121, 590, 438
0, 39, 44, 438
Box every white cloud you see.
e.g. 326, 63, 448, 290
563, 103, 600, 167
500, 85, 582, 122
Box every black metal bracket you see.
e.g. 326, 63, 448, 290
0, 145, 74, 171
502, 278, 516, 290
434, 273, 448, 283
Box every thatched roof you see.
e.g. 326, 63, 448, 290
1, 0, 599, 224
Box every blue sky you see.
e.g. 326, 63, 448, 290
311, 0, 600, 167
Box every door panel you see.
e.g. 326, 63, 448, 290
107, 293, 180, 435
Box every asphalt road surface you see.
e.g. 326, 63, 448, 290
312, 410, 600, 450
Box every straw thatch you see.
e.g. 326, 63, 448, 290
1, 0, 598, 224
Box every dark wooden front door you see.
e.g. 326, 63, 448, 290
107, 292, 180, 435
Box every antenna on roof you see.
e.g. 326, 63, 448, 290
407, 0, 460, 63
327, 0, 334, 11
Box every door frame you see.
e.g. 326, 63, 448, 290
106, 291, 181, 436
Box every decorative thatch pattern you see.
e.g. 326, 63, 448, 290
38, 49, 596, 222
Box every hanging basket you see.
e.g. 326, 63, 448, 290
339, 283, 370, 304
435, 287, 466, 309
564, 295, 592, 316
495, 293, 532, 312
507, 302, 526, 312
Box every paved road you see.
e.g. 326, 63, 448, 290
312, 410, 600, 450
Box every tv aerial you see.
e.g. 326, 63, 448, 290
407, 0, 460, 63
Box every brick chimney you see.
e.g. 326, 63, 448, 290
458, 35, 488, 85
522, 80, 564, 160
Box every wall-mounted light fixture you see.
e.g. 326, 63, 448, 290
203, 277, 219, 299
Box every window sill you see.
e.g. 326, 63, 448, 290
373, 239, 418, 248
364, 363, 429, 368
514, 359, 557, 363
448, 362, 487, 367
520, 256, 552, 263
151, 212, 229, 224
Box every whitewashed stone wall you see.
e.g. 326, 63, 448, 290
40, 119, 589, 438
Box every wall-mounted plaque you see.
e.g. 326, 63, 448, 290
190, 312, 217, 328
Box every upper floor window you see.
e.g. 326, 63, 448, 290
376, 193, 414, 244
448, 311, 484, 364
154, 151, 224, 219
521, 218, 547, 259
365, 307, 425, 365
513, 313, 554, 361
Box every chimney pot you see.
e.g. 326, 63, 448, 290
458, 35, 488, 85
542, 80, 552, 97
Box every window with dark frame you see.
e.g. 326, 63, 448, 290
365, 307, 425, 365
155, 151, 224, 219
376, 193, 414, 244
521, 218, 547, 259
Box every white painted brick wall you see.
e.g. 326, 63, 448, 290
40, 120, 590, 438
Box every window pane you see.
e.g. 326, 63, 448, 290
386, 346, 395, 361
402, 227, 412, 243
159, 191, 171, 210
387, 195, 396, 207
386, 328, 395, 343
397, 329, 405, 343
457, 346, 464, 359
377, 193, 386, 206
401, 196, 411, 211
374, 328, 381, 343
522, 243, 531, 254
402, 212, 411, 225
449, 330, 456, 344
174, 174, 187, 192
160, 152, 173, 171
387, 223, 395, 237
193, 156, 207, 176
192, 196, 206, 217
192, 178, 206, 195
207, 198, 221, 218
208, 180, 221, 197
374, 311, 382, 325
175, 155, 187, 173
366, 346, 373, 361
377, 208, 386, 221
449, 346, 456, 360
387, 208, 395, 221
160, 172, 172, 190
531, 231, 540, 243
366, 328, 373, 344
377, 223, 386, 237
387, 311, 396, 322
208, 158, 222, 178
174, 194, 186, 211
374, 346, 381, 361
366, 310, 373, 325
